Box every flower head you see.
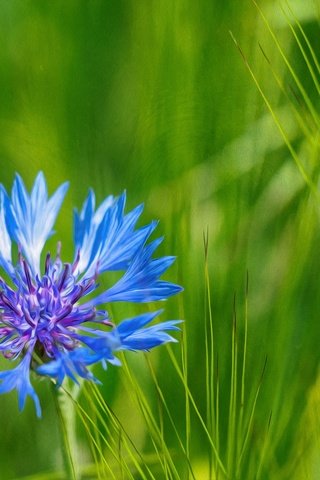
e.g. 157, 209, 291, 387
0, 173, 182, 416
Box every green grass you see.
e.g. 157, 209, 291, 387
0, 0, 320, 478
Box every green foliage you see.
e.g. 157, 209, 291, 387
0, 0, 320, 478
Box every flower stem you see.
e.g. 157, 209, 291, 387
52, 386, 77, 480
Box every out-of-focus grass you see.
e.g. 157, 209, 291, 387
0, 0, 320, 479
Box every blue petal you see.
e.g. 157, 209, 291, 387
37, 349, 101, 386
76, 334, 122, 365
74, 191, 160, 278
116, 310, 163, 336
37, 357, 67, 386
86, 239, 183, 305
74, 189, 95, 248
7, 172, 69, 275
0, 188, 14, 276
0, 353, 41, 417
73, 190, 114, 275
114, 313, 182, 351
120, 321, 181, 350
82, 312, 181, 357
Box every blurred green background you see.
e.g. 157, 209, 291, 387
0, 0, 320, 479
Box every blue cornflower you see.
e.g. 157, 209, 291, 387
0, 173, 182, 417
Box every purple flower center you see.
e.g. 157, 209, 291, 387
0, 248, 101, 361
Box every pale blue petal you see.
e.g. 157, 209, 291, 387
73, 190, 114, 274
0, 188, 13, 276
0, 353, 41, 417
77, 312, 181, 360
7, 173, 68, 274
114, 313, 181, 350
37, 349, 101, 386
85, 240, 183, 305
116, 310, 163, 336
74, 191, 160, 278
120, 330, 178, 350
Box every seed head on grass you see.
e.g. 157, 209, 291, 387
0, 172, 182, 417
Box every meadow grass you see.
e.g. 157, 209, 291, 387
46, 258, 265, 480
